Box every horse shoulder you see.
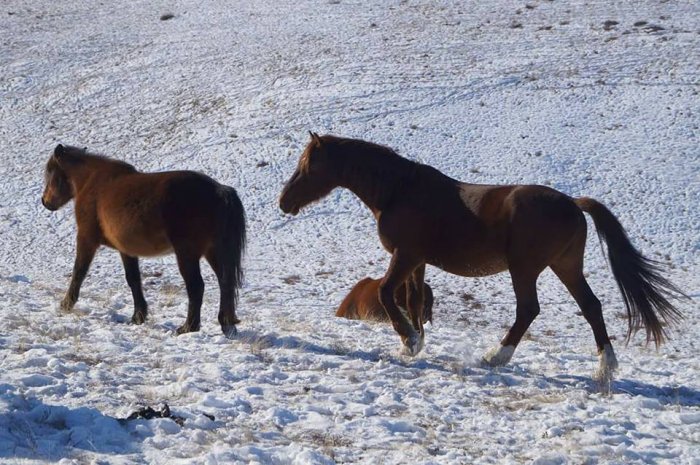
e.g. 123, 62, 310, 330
375, 208, 410, 253
73, 196, 103, 242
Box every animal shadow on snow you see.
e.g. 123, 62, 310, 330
235, 330, 699, 400
236, 329, 450, 373
546, 375, 700, 406
0, 384, 147, 461
464, 363, 699, 406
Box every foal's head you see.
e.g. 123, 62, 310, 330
42, 144, 80, 211
279, 132, 338, 215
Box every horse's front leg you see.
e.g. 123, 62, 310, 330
379, 250, 423, 356
406, 264, 426, 339
61, 236, 98, 312
120, 253, 148, 324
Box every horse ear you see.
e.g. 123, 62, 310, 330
54, 144, 65, 158
53, 144, 78, 167
308, 131, 322, 146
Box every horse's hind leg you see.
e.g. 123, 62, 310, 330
206, 248, 240, 339
174, 252, 204, 335
551, 246, 617, 380
483, 268, 542, 366
120, 253, 148, 324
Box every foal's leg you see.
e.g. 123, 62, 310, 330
120, 253, 148, 324
551, 260, 617, 380
174, 253, 204, 335
205, 249, 240, 339
61, 237, 98, 312
380, 250, 423, 356
483, 268, 542, 366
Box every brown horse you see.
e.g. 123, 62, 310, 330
42, 144, 246, 337
337, 277, 434, 324
280, 133, 686, 378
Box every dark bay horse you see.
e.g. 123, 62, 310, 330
42, 144, 246, 337
280, 133, 686, 378
337, 277, 433, 324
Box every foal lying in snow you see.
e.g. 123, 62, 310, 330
337, 277, 433, 324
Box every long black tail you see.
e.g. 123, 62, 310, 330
575, 197, 687, 347
220, 186, 246, 305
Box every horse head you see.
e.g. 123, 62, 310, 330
279, 132, 337, 215
42, 144, 79, 211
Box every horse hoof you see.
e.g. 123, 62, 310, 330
222, 325, 238, 339
131, 313, 147, 325
401, 332, 424, 357
481, 345, 515, 367
176, 325, 199, 335
59, 299, 74, 313
593, 344, 618, 383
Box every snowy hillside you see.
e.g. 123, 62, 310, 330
1, 0, 698, 464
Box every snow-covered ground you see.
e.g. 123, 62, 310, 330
1, 0, 698, 463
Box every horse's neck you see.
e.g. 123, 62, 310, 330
336, 157, 407, 215
68, 158, 133, 191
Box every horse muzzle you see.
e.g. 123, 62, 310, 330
279, 197, 300, 215
41, 197, 58, 211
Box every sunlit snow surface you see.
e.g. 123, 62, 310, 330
1, 1, 698, 464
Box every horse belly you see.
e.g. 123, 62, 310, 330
447, 256, 508, 277
100, 206, 173, 257
116, 234, 172, 257
432, 246, 509, 277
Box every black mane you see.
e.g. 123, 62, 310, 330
58, 145, 137, 172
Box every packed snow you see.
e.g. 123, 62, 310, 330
1, 0, 698, 464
